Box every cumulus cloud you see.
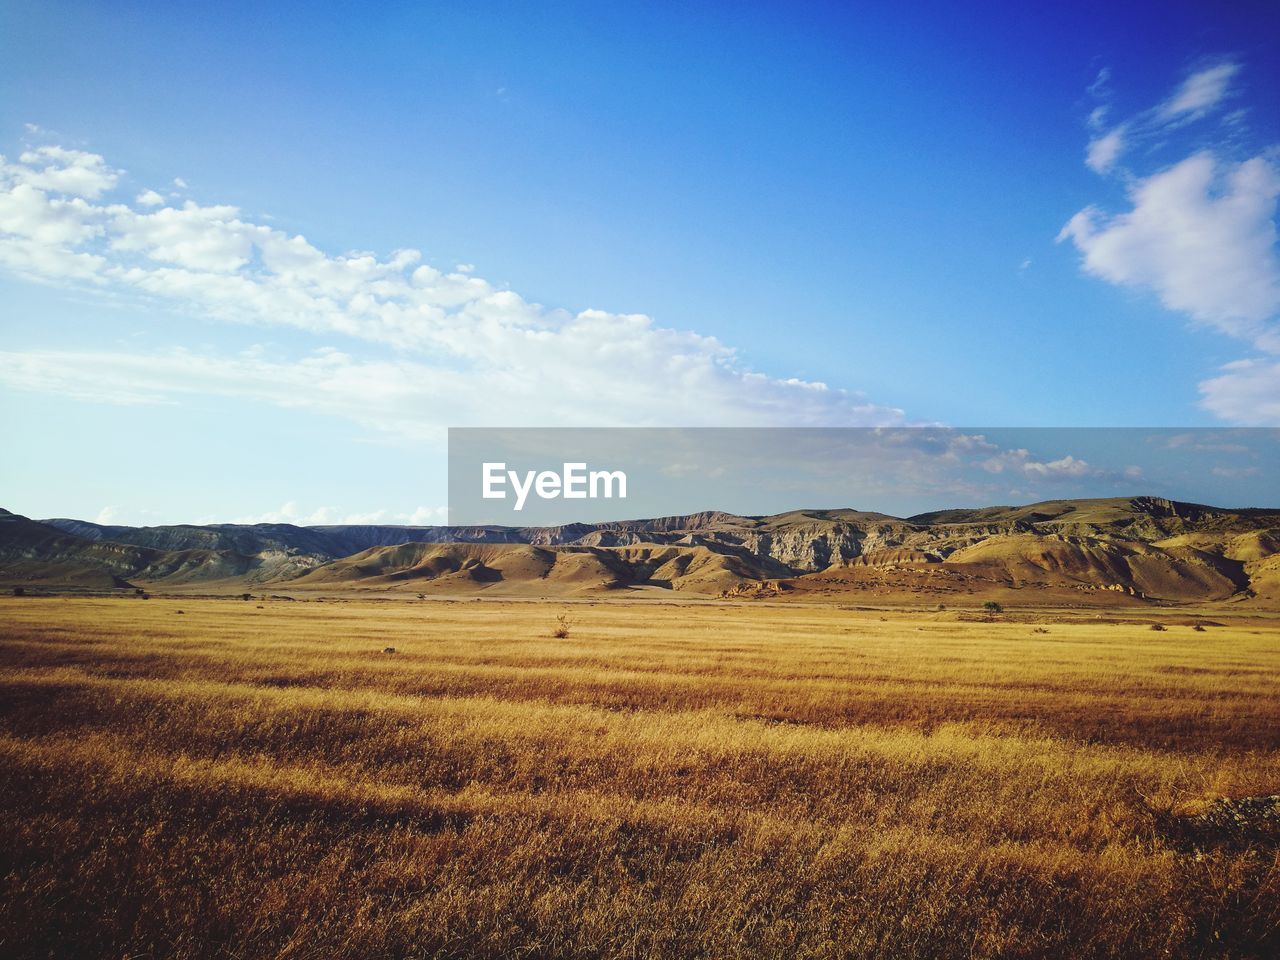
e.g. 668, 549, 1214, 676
8, 145, 121, 199
0, 140, 905, 432
983, 449, 1095, 479
109, 201, 259, 272
1058, 152, 1280, 348
1020, 454, 1092, 478
1061, 59, 1280, 424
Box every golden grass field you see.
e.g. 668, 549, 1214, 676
1, 595, 1278, 959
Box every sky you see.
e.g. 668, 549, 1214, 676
0, 0, 1278, 525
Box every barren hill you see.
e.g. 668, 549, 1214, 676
6, 497, 1279, 604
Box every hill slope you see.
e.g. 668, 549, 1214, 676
6, 497, 1279, 602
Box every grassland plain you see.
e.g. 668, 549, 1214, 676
0, 596, 1278, 959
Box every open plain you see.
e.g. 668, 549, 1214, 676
1, 595, 1278, 959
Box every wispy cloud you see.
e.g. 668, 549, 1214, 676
1085, 126, 1126, 175
0, 344, 902, 439
1081, 60, 1242, 175
1210, 464, 1261, 479
231, 501, 446, 525
1158, 62, 1240, 122
1199, 359, 1280, 424
0, 138, 905, 433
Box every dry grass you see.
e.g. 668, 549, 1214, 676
1, 596, 1278, 959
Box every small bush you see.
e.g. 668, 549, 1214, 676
382, 647, 397, 654
936, 603, 946, 611
12, 586, 24, 597
1032, 626, 1049, 634
1150, 623, 1166, 632
241, 593, 252, 601
983, 600, 1003, 614
1192, 623, 1206, 632
552, 613, 573, 639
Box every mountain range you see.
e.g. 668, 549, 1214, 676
3, 497, 1279, 606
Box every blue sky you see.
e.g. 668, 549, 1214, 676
1, 1, 1278, 524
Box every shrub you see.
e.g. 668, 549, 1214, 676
1150, 623, 1166, 632
552, 613, 573, 639
983, 600, 1003, 614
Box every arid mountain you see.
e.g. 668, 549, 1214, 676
6, 497, 1280, 603
1, 509, 323, 588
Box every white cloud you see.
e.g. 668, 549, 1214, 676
1087, 67, 1111, 98
982, 449, 1095, 479
109, 201, 259, 272
0, 183, 102, 246
136, 189, 165, 207
406, 505, 447, 525
1076, 60, 1242, 181
5, 146, 121, 199
95, 505, 121, 525
1158, 62, 1240, 121
0, 141, 905, 432
1022, 454, 1091, 478
1160, 432, 1252, 453
1085, 126, 1126, 174
1064, 59, 1280, 425
1198, 359, 1280, 424
1058, 152, 1280, 351
0, 338, 900, 439
1211, 465, 1261, 478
